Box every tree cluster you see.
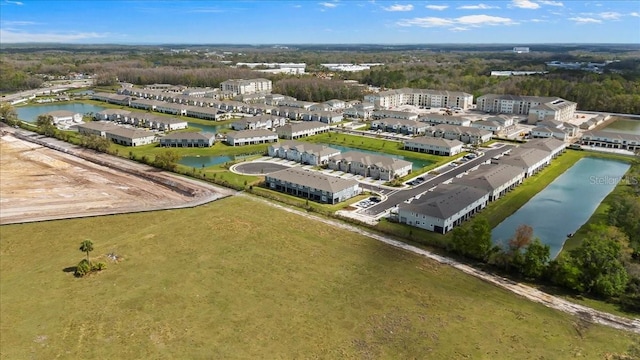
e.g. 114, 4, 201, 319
153, 149, 181, 171
74, 240, 106, 277
79, 134, 111, 153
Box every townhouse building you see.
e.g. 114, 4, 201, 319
328, 151, 412, 180
419, 114, 471, 127
371, 109, 419, 121
370, 118, 430, 135
225, 129, 278, 146
580, 131, 640, 151
276, 121, 330, 140
452, 164, 526, 202
95, 109, 131, 121
268, 140, 340, 166
398, 184, 490, 234
265, 167, 361, 205
403, 137, 464, 156
91, 92, 131, 106
159, 132, 216, 147
428, 124, 492, 145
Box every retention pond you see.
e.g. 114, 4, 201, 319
492, 157, 631, 258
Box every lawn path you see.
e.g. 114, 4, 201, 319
240, 193, 640, 335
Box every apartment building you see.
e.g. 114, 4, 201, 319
364, 88, 473, 110
220, 78, 273, 95
476, 94, 577, 124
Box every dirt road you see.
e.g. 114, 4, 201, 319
241, 193, 640, 335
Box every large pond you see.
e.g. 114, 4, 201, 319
492, 157, 630, 259
602, 118, 640, 135
315, 143, 433, 170
15, 103, 107, 122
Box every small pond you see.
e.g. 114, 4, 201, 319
15, 103, 107, 123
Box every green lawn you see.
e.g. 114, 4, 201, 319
1, 196, 637, 359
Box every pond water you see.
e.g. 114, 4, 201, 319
602, 118, 640, 135
491, 157, 630, 259
315, 143, 433, 170
15, 103, 107, 123
179, 155, 234, 168
187, 122, 230, 133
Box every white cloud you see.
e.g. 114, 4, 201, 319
425, 4, 448, 10
456, 14, 515, 25
0, 29, 109, 43
599, 12, 621, 20
293, 4, 302, 8
529, 18, 547, 22
631, 12, 640, 17
511, 0, 540, 9
539, 0, 563, 6
398, 16, 454, 27
0, 20, 37, 26
3, 0, 24, 5
384, 4, 414, 12
319, 2, 337, 8
457, 4, 499, 10
397, 14, 515, 29
569, 17, 602, 24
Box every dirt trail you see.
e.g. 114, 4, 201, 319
241, 193, 640, 335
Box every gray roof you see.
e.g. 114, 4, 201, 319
433, 124, 492, 137
331, 151, 412, 171
267, 167, 359, 194
227, 129, 277, 138
401, 183, 489, 219
279, 121, 328, 133
161, 132, 215, 141
107, 127, 156, 139
404, 137, 463, 148
97, 109, 131, 116
46, 110, 77, 117
453, 164, 525, 192
520, 138, 567, 152
582, 130, 640, 142
275, 140, 341, 157
77, 121, 120, 132
498, 147, 550, 168
373, 118, 427, 127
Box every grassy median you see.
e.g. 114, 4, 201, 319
1, 196, 637, 359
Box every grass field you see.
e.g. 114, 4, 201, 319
1, 196, 637, 359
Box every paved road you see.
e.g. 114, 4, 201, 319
362, 144, 515, 217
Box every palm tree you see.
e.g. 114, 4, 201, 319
79, 240, 94, 261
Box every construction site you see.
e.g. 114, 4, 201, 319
0, 128, 232, 225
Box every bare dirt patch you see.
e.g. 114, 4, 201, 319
0, 133, 231, 224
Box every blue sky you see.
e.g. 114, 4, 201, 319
1, 0, 639, 44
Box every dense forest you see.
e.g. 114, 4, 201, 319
2, 46, 639, 113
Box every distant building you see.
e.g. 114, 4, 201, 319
220, 78, 273, 95
370, 118, 430, 135
476, 94, 576, 124
364, 88, 473, 110
580, 131, 640, 152
513, 47, 530, 53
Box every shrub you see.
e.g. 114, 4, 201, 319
74, 259, 92, 277
92, 262, 107, 271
